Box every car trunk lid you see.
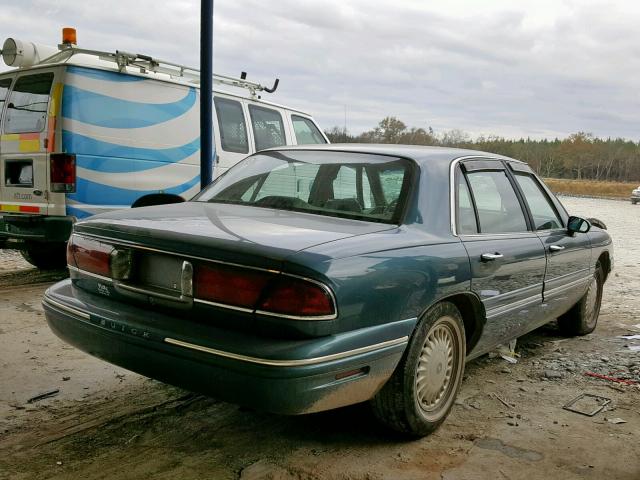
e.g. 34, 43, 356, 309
74, 201, 396, 271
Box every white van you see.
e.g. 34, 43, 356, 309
0, 32, 328, 268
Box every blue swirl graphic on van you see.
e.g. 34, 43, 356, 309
68, 174, 200, 206
62, 131, 200, 168
67, 65, 147, 82
62, 85, 197, 128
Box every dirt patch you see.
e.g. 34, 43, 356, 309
0, 197, 639, 480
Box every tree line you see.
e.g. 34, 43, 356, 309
325, 117, 640, 182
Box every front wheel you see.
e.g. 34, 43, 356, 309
557, 262, 604, 336
371, 302, 466, 436
20, 242, 67, 270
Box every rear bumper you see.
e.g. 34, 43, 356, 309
0, 214, 74, 246
43, 279, 413, 415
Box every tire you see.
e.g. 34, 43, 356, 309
371, 302, 466, 436
20, 242, 67, 270
632, 199, 638, 205
557, 262, 604, 336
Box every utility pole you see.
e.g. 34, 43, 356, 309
200, 0, 214, 189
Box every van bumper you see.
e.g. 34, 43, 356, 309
42, 279, 412, 415
0, 214, 74, 247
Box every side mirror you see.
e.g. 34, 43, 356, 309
567, 216, 591, 234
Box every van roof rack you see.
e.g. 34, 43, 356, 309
40, 43, 279, 98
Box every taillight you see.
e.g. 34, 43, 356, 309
50, 153, 76, 193
67, 235, 113, 277
194, 263, 271, 309
258, 277, 335, 318
194, 262, 335, 318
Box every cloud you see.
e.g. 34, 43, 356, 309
1, 0, 639, 140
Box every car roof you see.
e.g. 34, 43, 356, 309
263, 143, 524, 166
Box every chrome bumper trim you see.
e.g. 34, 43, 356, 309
164, 335, 409, 367
43, 295, 91, 320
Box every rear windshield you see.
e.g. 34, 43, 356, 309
195, 151, 414, 224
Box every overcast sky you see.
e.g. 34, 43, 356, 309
1, 0, 639, 140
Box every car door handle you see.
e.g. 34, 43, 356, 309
481, 253, 504, 262
549, 245, 565, 252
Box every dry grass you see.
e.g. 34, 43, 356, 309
543, 178, 638, 199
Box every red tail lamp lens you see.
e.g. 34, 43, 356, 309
258, 277, 334, 317
193, 263, 335, 317
67, 235, 113, 277
50, 153, 76, 193
194, 263, 271, 309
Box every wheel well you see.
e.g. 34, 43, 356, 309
131, 194, 185, 208
598, 251, 611, 281
442, 293, 485, 354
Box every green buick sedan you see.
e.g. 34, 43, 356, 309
43, 145, 613, 436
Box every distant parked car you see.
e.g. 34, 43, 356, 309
43, 145, 613, 436
631, 186, 640, 204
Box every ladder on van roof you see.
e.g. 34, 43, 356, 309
41, 43, 279, 98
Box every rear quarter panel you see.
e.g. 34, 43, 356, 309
286, 228, 472, 335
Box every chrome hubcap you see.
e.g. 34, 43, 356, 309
416, 319, 456, 412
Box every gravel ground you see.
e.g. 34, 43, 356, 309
0, 196, 638, 480
0, 249, 29, 273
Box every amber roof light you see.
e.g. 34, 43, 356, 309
62, 27, 77, 45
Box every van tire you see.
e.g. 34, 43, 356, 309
21, 243, 67, 270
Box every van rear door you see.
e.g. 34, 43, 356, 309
0, 69, 58, 217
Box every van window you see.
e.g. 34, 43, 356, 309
4, 73, 53, 134
0, 78, 12, 122
214, 97, 249, 154
252, 163, 321, 203
291, 115, 326, 144
248, 105, 286, 151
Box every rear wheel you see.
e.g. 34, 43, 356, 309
371, 302, 466, 436
20, 242, 67, 270
558, 262, 604, 336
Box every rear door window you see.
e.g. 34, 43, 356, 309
466, 170, 528, 233
4, 73, 53, 133
0, 77, 12, 123
249, 105, 286, 151
457, 172, 478, 234
214, 97, 249, 154
291, 115, 326, 144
